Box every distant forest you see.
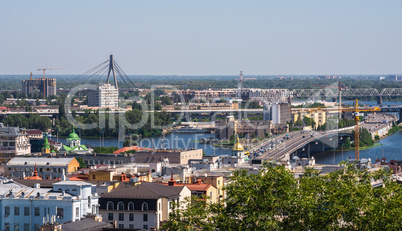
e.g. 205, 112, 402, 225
0, 74, 401, 92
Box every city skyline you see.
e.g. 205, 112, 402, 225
1, 1, 401, 75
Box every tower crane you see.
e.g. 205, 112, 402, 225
37, 68, 63, 98
302, 99, 380, 160
341, 99, 380, 160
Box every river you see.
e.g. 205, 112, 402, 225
49, 100, 401, 159
50, 132, 233, 156
314, 131, 402, 165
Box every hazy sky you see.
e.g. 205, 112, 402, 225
1, 0, 401, 75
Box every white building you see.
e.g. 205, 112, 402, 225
99, 182, 191, 230
6, 157, 80, 179
0, 180, 99, 231
0, 126, 31, 161
88, 83, 119, 109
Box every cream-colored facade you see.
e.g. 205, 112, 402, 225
294, 111, 326, 129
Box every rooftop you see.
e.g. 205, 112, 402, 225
7, 157, 75, 166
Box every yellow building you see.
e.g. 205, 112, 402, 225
293, 111, 326, 129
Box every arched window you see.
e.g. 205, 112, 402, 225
128, 202, 134, 211
107, 201, 114, 210
117, 202, 124, 210
141, 202, 148, 211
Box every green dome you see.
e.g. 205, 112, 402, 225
68, 132, 79, 139
68, 128, 80, 139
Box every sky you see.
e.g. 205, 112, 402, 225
0, 0, 401, 76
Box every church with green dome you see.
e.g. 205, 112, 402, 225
61, 128, 92, 153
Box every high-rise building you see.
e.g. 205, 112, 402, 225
263, 102, 291, 125
22, 78, 56, 98
88, 83, 119, 109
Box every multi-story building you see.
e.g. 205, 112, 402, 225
0, 180, 98, 231
293, 111, 327, 129
22, 77, 56, 98
263, 102, 291, 125
88, 83, 119, 109
0, 126, 31, 163
135, 149, 203, 165
99, 182, 191, 230
6, 157, 80, 179
215, 116, 271, 139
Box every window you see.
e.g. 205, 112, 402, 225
24, 207, 30, 216
143, 225, 148, 230
5, 206, 10, 216
4, 223, 10, 231
129, 224, 134, 229
119, 213, 124, 221
108, 213, 114, 220
128, 202, 134, 210
76, 207, 79, 218
35, 207, 40, 216
92, 175, 96, 180
119, 224, 124, 229
141, 202, 148, 211
14, 206, 20, 216
117, 201, 124, 210
129, 213, 134, 221
57, 208, 64, 218
14, 224, 19, 231
25, 224, 30, 231
143, 214, 148, 221
107, 201, 114, 210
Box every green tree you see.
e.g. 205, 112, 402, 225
163, 163, 402, 230
75, 157, 87, 168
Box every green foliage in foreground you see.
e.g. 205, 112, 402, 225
93, 146, 118, 154
163, 164, 402, 230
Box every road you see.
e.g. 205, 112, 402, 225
252, 114, 397, 162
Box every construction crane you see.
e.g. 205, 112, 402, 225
37, 68, 63, 98
301, 99, 380, 160
341, 99, 380, 160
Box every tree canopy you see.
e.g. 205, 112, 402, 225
163, 163, 402, 230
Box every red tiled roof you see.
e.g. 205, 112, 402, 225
26, 129, 43, 135
113, 146, 151, 154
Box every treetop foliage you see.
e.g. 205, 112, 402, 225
163, 163, 402, 230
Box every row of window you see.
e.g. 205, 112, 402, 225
4, 223, 40, 231
106, 201, 148, 211
4, 206, 64, 218
108, 213, 148, 222
118, 224, 148, 229
11, 167, 66, 172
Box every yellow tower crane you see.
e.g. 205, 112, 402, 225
299, 99, 381, 160
37, 68, 63, 98
341, 99, 380, 160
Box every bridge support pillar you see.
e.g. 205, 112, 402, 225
308, 143, 310, 159
399, 112, 402, 123
377, 96, 383, 105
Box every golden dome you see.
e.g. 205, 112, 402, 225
232, 137, 244, 151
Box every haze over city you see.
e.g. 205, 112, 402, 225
1, 0, 402, 75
